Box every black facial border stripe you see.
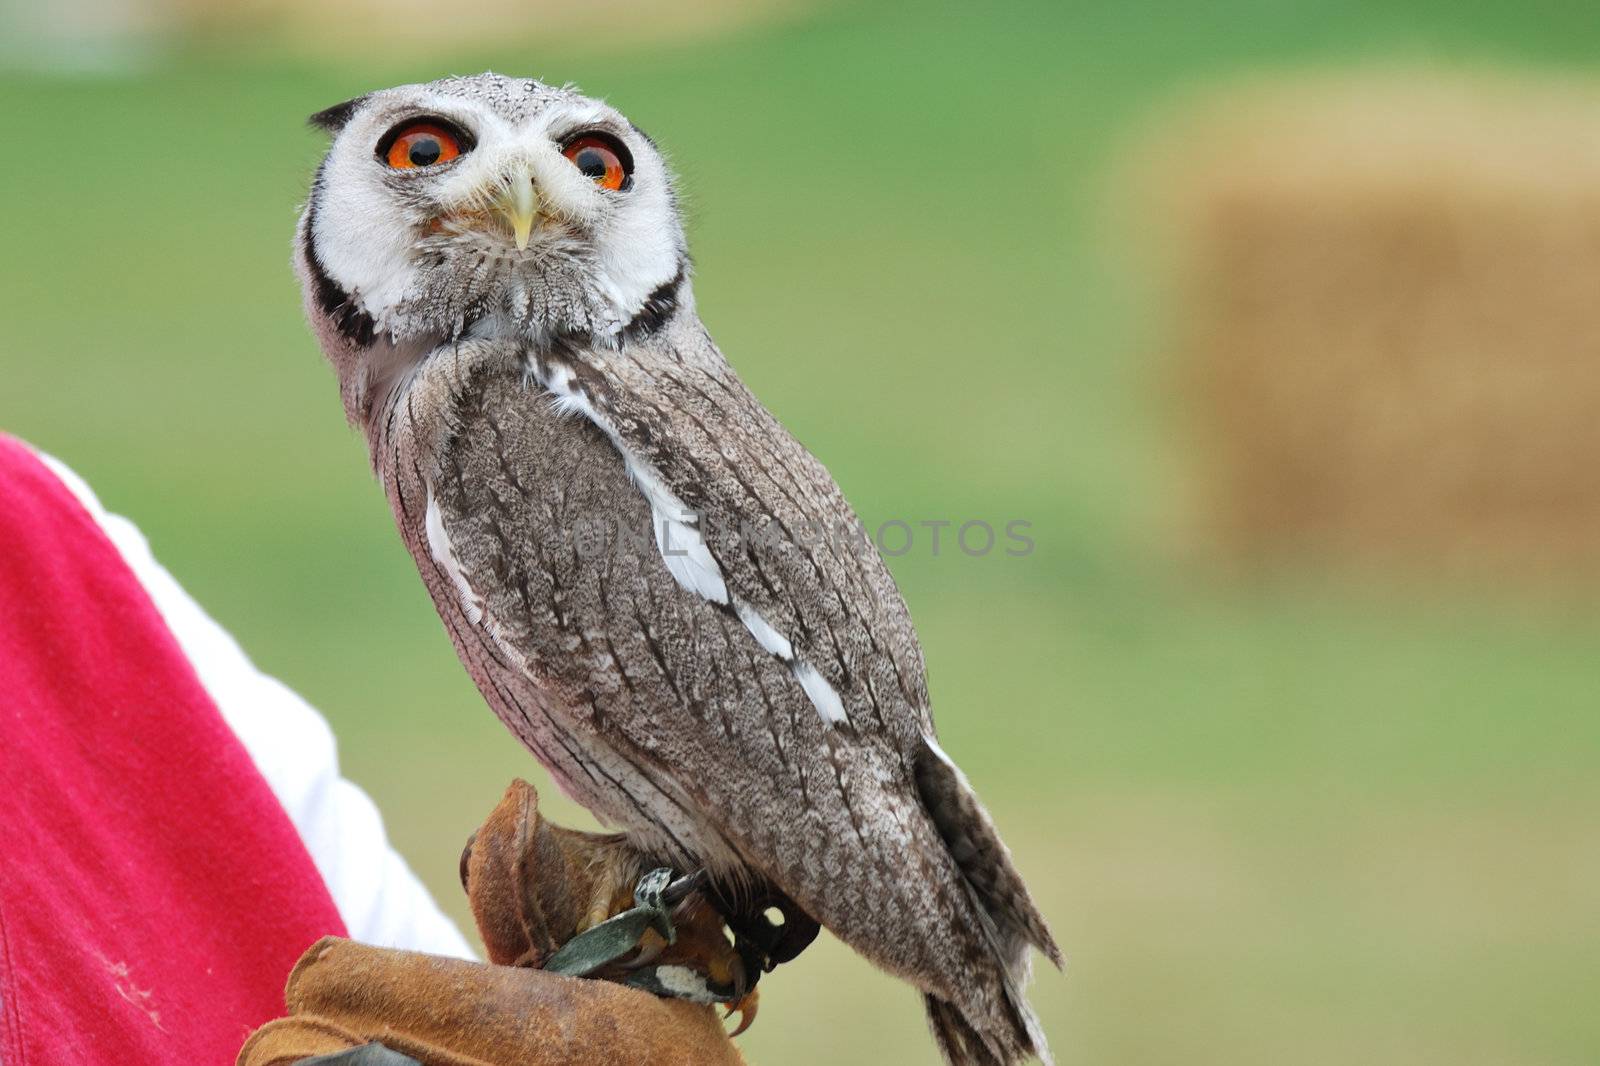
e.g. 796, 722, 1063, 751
302, 165, 377, 347
622, 261, 688, 343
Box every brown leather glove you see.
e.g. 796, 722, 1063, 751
238, 781, 746, 1066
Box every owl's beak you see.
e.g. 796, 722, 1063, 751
496, 177, 538, 251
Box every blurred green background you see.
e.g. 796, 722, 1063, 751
4, 2, 1599, 1063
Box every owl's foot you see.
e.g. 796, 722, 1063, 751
460, 780, 761, 1029
572, 844, 657, 934
553, 865, 760, 1019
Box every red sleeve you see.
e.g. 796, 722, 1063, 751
0, 435, 346, 1064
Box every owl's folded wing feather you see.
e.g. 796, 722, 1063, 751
534, 320, 936, 752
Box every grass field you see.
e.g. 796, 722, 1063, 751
4, 2, 1599, 1063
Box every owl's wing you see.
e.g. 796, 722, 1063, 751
535, 320, 935, 753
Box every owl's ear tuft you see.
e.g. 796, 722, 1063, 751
308, 95, 367, 134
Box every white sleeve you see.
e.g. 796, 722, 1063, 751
37, 449, 476, 961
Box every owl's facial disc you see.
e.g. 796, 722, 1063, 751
306, 75, 687, 344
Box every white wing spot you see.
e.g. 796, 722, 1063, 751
794, 661, 849, 727
646, 487, 729, 605
923, 732, 975, 789
737, 599, 850, 728
534, 358, 729, 606
425, 492, 484, 625
735, 600, 794, 661
530, 355, 852, 729
925, 733, 958, 769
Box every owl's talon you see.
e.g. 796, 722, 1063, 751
575, 855, 656, 933
662, 868, 709, 905
724, 989, 759, 1037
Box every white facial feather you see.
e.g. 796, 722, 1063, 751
308, 77, 684, 344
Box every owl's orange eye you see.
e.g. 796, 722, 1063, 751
562, 134, 631, 191
384, 123, 463, 169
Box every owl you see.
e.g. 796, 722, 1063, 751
296, 73, 1059, 1065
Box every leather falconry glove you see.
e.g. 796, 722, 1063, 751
238, 779, 817, 1066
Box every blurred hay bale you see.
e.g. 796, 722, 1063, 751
1142, 71, 1600, 583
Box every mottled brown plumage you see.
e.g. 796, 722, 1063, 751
297, 73, 1058, 1065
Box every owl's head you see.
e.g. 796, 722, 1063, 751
298, 73, 690, 414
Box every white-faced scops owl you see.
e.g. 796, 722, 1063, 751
296, 73, 1060, 1066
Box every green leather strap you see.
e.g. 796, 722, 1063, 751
542, 868, 677, 977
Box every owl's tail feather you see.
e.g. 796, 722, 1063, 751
915, 739, 1061, 1065
925, 990, 1047, 1066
